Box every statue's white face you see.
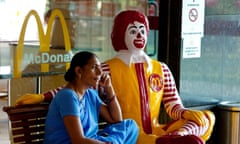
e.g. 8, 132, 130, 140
124, 21, 147, 53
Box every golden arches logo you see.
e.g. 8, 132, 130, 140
14, 9, 71, 78
149, 74, 163, 92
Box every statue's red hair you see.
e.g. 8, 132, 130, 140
111, 10, 149, 52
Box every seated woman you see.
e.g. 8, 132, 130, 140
43, 51, 139, 144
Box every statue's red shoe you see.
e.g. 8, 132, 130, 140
156, 135, 204, 144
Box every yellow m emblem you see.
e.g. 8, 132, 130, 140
14, 9, 71, 78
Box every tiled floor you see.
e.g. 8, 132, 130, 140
0, 100, 11, 144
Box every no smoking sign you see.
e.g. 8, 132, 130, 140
181, 0, 205, 38
189, 8, 198, 22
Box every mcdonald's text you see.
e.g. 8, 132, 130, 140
24, 52, 72, 64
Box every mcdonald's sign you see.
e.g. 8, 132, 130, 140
14, 9, 72, 78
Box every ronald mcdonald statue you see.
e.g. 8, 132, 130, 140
16, 10, 215, 144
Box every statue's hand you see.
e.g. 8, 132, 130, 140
15, 93, 44, 105
182, 110, 208, 126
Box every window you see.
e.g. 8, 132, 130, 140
0, 0, 46, 41
180, 0, 240, 102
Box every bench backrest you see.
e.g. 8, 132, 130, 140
2, 103, 49, 144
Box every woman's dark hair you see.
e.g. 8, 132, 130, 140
64, 51, 96, 82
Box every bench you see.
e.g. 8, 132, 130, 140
2, 103, 49, 144
2, 103, 108, 144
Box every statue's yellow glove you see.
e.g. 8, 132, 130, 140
15, 93, 44, 105
182, 109, 208, 127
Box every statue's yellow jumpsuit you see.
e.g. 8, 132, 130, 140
103, 58, 215, 144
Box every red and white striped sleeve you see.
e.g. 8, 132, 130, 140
43, 86, 63, 102
101, 62, 111, 74
161, 62, 186, 120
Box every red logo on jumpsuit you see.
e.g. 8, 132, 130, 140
149, 74, 163, 92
